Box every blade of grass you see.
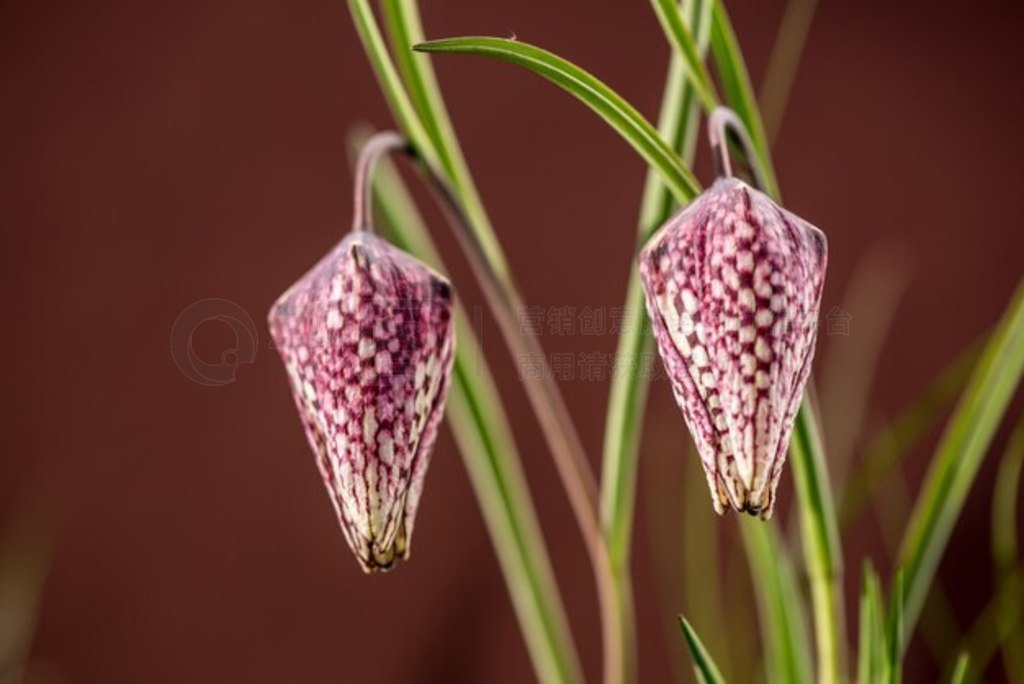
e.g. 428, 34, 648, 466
789, 401, 845, 684
649, 0, 719, 111
759, 0, 819, 145
955, 564, 1024, 683
839, 339, 982, 527
677, 616, 726, 684
350, 128, 583, 684
855, 563, 885, 684
991, 411, 1024, 682
413, 37, 701, 206
895, 279, 1024, 644
740, 519, 814, 684
949, 653, 969, 684
887, 570, 904, 683
819, 241, 912, 487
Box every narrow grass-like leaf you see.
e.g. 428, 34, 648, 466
789, 400, 845, 684
948, 653, 969, 684
896, 279, 1024, 643
650, 0, 719, 111
866, 565, 888, 683
820, 242, 912, 486
760, 0, 819, 145
840, 340, 981, 527
709, 0, 779, 198
992, 412, 1024, 682
414, 37, 701, 205
350, 128, 583, 684
740, 520, 814, 684
855, 563, 886, 684
887, 570, 904, 683
678, 616, 726, 684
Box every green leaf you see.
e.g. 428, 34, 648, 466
650, 0, 719, 111
991, 412, 1024, 682
948, 652, 969, 684
839, 339, 981, 527
347, 127, 583, 684
759, 0, 819, 145
413, 36, 701, 205
740, 520, 813, 684
709, 0, 780, 198
856, 563, 886, 684
788, 400, 845, 684
678, 616, 726, 684
896, 279, 1024, 643
887, 569, 904, 683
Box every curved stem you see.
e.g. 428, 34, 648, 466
708, 106, 768, 189
352, 131, 409, 232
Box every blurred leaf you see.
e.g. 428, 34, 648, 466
948, 652, 969, 684
820, 240, 913, 486
887, 570, 904, 683
678, 616, 726, 684
991, 412, 1024, 682
839, 339, 981, 527
896, 279, 1024, 644
760, 0, 819, 145
0, 520, 50, 684
740, 520, 813, 684
414, 36, 701, 205
856, 563, 886, 684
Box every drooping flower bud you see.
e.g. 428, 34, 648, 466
269, 228, 455, 572
639, 177, 826, 518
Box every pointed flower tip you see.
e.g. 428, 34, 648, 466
639, 177, 826, 519
270, 231, 455, 572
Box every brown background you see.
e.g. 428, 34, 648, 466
2, 0, 1023, 681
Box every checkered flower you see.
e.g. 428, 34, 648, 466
639, 178, 827, 518
269, 231, 455, 571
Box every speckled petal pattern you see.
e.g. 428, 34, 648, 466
639, 178, 826, 519
269, 231, 455, 571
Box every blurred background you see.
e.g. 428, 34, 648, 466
2, 0, 1023, 681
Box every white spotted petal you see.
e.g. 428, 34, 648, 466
269, 232, 455, 571
638, 178, 827, 518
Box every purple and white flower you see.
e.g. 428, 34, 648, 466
269, 231, 455, 571
639, 178, 827, 518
